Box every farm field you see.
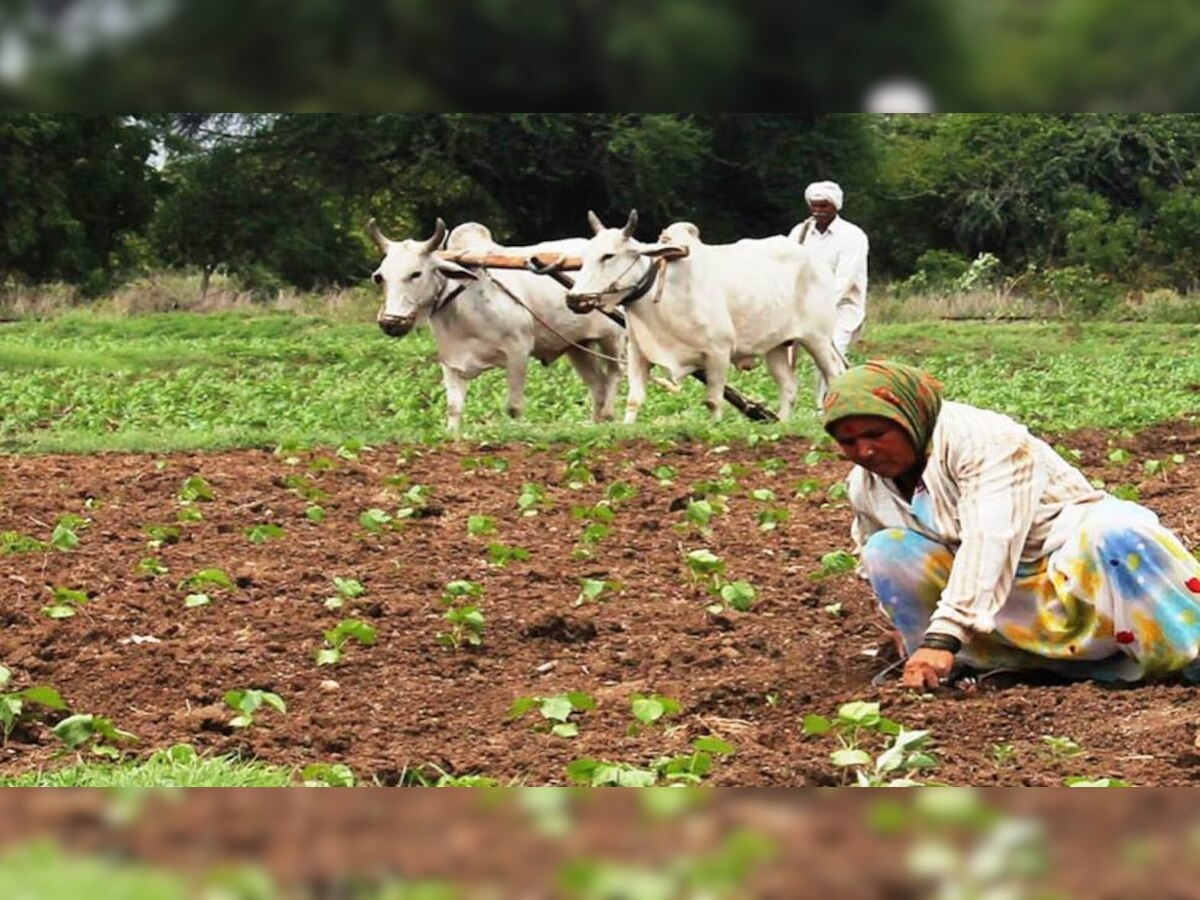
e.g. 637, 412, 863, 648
1, 314, 1200, 787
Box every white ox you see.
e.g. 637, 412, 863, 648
565, 210, 846, 423
371, 218, 623, 432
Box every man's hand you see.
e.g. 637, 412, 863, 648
901, 647, 956, 690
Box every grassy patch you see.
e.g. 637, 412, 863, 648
0, 743, 297, 787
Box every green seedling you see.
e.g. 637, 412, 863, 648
630, 693, 682, 732
1107, 448, 1132, 464
467, 515, 497, 537
305, 504, 325, 522
135, 557, 169, 576
316, 619, 378, 666
756, 506, 790, 532
685, 548, 726, 583
989, 743, 1017, 767
179, 475, 215, 502
143, 524, 181, 549
575, 578, 618, 606
823, 602, 844, 618
1111, 483, 1141, 501
52, 713, 137, 758
826, 482, 850, 503
684, 549, 758, 613
281, 473, 327, 502
396, 484, 430, 518
508, 692, 597, 738
749, 487, 776, 502
0, 666, 67, 745
568, 736, 735, 787
358, 507, 393, 533
803, 701, 939, 787
562, 447, 596, 487
324, 576, 366, 610
224, 689, 287, 729
1, 531, 48, 553
652, 464, 677, 485
462, 454, 510, 473
605, 481, 637, 503
487, 543, 531, 567
517, 482, 551, 516
693, 476, 738, 499
244, 523, 284, 544
308, 455, 337, 472
184, 593, 211, 608
301, 763, 358, 787
438, 580, 485, 650
761, 457, 788, 475
177, 568, 235, 591
50, 514, 89, 551
1040, 734, 1085, 760
683, 498, 724, 532
1064, 776, 1131, 787
335, 440, 373, 460
566, 758, 658, 787
813, 550, 857, 579
793, 477, 824, 500
177, 505, 204, 523
41, 586, 89, 619
651, 736, 736, 785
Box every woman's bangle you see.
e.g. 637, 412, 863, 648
920, 633, 962, 654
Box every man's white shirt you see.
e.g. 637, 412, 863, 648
788, 216, 870, 347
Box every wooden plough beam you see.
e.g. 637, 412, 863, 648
434, 249, 778, 423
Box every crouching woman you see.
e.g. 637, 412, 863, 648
822, 360, 1200, 690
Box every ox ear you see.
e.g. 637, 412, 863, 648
425, 218, 448, 252
586, 210, 605, 235
622, 209, 639, 238
432, 256, 479, 280
367, 218, 391, 252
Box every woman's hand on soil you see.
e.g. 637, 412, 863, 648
901, 647, 956, 690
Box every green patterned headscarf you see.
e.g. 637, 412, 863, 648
822, 360, 945, 453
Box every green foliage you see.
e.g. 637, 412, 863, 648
568, 736, 734, 787
0, 667, 67, 745
438, 580, 485, 650
508, 692, 597, 738
41, 586, 89, 619
244, 523, 284, 544
316, 619, 378, 666
224, 689, 287, 729
803, 701, 939, 787
52, 713, 137, 758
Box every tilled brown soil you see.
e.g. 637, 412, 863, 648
1, 421, 1199, 787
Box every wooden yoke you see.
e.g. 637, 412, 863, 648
435, 250, 582, 271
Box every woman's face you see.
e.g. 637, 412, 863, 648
828, 415, 920, 479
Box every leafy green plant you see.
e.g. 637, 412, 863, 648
178, 568, 235, 591
244, 523, 284, 544
224, 689, 287, 729
684, 549, 757, 613
335, 439, 373, 460
143, 523, 181, 549
1064, 776, 1131, 787
487, 542, 531, 567
630, 694, 682, 732
179, 475, 215, 502
1040, 734, 1085, 760
0, 666, 67, 745
813, 549, 857, 579
135, 556, 169, 576
508, 692, 597, 737
301, 762, 358, 787
462, 454, 510, 473
605, 481, 637, 503
395, 484, 430, 519
324, 576, 366, 610
1, 531, 48, 553
652, 464, 677, 485
50, 513, 89, 551
467, 514, 497, 537
568, 736, 735, 787
281, 472, 327, 502
176, 505, 204, 523
316, 619, 378, 666
803, 701, 939, 787
516, 482, 551, 516
989, 743, 1017, 767
438, 580, 485, 650
575, 577, 618, 606
358, 507, 394, 533
52, 713, 137, 758
41, 586, 89, 619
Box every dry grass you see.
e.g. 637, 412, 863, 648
872, 287, 1057, 322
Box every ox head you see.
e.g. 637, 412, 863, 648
566, 210, 685, 314
369, 217, 477, 337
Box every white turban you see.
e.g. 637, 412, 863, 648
805, 180, 844, 210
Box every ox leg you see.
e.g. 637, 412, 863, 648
799, 337, 848, 410
764, 344, 798, 421
703, 353, 730, 421
504, 356, 528, 419
624, 338, 652, 424
566, 344, 617, 423
442, 365, 470, 433
596, 332, 624, 421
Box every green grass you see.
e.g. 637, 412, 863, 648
0, 743, 297, 787
1, 313, 1197, 453
0, 843, 193, 900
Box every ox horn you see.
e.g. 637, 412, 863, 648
367, 217, 391, 252
622, 209, 639, 238
587, 210, 605, 236
425, 217, 448, 252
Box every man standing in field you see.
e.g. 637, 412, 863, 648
789, 180, 870, 401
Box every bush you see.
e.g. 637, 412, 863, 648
1037, 265, 1117, 317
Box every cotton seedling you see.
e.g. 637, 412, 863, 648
52, 713, 137, 759
793, 477, 824, 500
224, 689, 287, 729
803, 701, 939, 787
178, 475, 215, 503
143, 524, 181, 549
508, 692, 597, 738
604, 481, 637, 504
575, 578, 618, 606
324, 576, 367, 610
568, 736, 735, 787
0, 666, 67, 745
178, 568, 235, 608
335, 439, 373, 460
135, 557, 169, 576
301, 763, 358, 787
1040, 734, 1084, 760
652, 464, 678, 485
630, 694, 682, 734
1107, 448, 1133, 464
281, 473, 327, 502
651, 736, 736, 785
244, 523, 284, 545
989, 743, 1017, 767
467, 515, 497, 537
177, 505, 204, 523
516, 482, 551, 516
438, 580, 485, 650
813, 550, 858, 580
486, 543, 531, 568
683, 549, 758, 613
305, 504, 325, 522
826, 482, 850, 503
316, 619, 378, 666
41, 586, 89, 619
1, 531, 48, 553
1064, 776, 1131, 787
461, 454, 510, 473
562, 447, 596, 488
358, 507, 394, 533
761, 457, 788, 475
50, 514, 89, 551
395, 484, 430, 519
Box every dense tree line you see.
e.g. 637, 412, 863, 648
2, 114, 1199, 300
